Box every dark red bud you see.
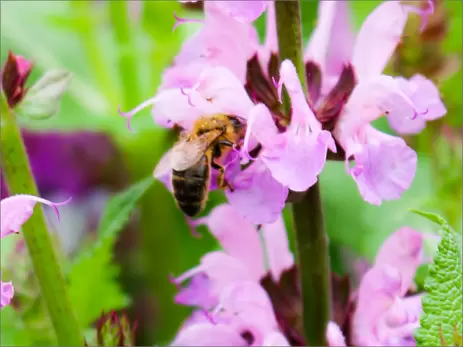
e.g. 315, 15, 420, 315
1, 50, 33, 108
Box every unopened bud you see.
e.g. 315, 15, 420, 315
95, 310, 136, 346
0, 51, 33, 108
16, 70, 72, 119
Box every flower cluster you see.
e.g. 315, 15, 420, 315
120, 0, 445, 224
0, 195, 69, 309
168, 203, 432, 346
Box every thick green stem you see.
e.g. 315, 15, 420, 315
275, 1, 331, 345
0, 95, 84, 346
109, 0, 140, 109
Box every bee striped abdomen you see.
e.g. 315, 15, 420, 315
172, 154, 210, 217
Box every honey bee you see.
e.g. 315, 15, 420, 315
155, 115, 245, 217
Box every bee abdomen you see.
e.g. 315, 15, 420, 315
172, 155, 210, 217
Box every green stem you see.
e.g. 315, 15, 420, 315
109, 0, 140, 109
0, 95, 84, 346
275, 1, 331, 345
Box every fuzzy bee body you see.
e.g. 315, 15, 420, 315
172, 153, 211, 217
155, 115, 245, 217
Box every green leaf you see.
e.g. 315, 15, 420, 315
411, 210, 463, 346
0, 306, 33, 346
68, 176, 155, 328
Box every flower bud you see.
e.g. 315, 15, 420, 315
95, 310, 136, 347
16, 70, 72, 119
0, 51, 33, 108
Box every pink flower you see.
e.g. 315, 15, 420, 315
0, 194, 70, 309
303, 0, 446, 205
1, 281, 14, 309
171, 281, 287, 346
350, 227, 427, 346
170, 204, 294, 309
242, 60, 336, 192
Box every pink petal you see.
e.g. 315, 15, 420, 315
226, 160, 288, 224
305, 1, 354, 85
336, 75, 418, 136
210, 1, 268, 23
327, 321, 347, 346
174, 274, 217, 309
376, 296, 421, 346
264, 1, 277, 53
375, 227, 424, 295
278, 60, 319, 127
1, 281, 14, 309
193, 251, 253, 285
387, 75, 447, 135
1, 194, 71, 238
174, 2, 258, 84
352, 265, 403, 346
242, 104, 281, 159
215, 281, 279, 343
159, 62, 205, 91
261, 216, 294, 282
171, 323, 247, 346
263, 331, 291, 346
263, 128, 335, 192
204, 204, 266, 279
188, 66, 255, 121
352, 1, 410, 80
348, 128, 417, 205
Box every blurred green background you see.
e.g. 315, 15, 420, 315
1, 1, 461, 345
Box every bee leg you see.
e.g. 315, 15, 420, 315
211, 161, 235, 192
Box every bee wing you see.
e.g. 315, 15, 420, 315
153, 150, 174, 179
170, 136, 211, 171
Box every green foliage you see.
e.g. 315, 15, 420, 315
411, 210, 463, 346
68, 177, 155, 328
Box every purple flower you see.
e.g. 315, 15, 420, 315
170, 204, 294, 308
0, 194, 70, 309
242, 60, 336, 192
350, 227, 427, 346
302, 0, 447, 204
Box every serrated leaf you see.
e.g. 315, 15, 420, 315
68, 176, 155, 328
412, 210, 463, 346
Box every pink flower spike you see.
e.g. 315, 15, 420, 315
1, 281, 14, 309
1, 194, 72, 238
173, 12, 203, 32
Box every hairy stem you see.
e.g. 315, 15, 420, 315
0, 95, 84, 346
275, 1, 331, 345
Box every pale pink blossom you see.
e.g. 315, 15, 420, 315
0, 194, 70, 309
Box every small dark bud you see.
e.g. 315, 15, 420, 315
0, 50, 33, 108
